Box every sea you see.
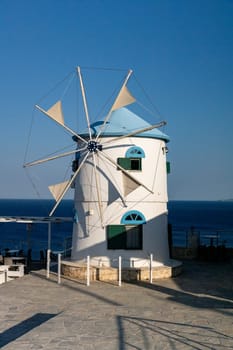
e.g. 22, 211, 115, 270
168, 200, 233, 249
0, 199, 74, 260
0, 199, 233, 259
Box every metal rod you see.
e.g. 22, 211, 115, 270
36, 104, 88, 144
49, 151, 90, 216
4, 269, 8, 283
101, 150, 153, 194
58, 253, 61, 284
48, 222, 51, 250
23, 146, 87, 168
102, 121, 167, 145
87, 255, 90, 286
46, 249, 51, 278
149, 254, 153, 284
118, 256, 122, 287
95, 69, 133, 141
77, 66, 92, 141
97, 152, 127, 208
92, 153, 104, 227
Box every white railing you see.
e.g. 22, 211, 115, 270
0, 264, 25, 284
46, 251, 156, 287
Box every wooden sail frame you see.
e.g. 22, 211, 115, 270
24, 66, 166, 225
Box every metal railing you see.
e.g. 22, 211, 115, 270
46, 251, 155, 287
171, 228, 233, 248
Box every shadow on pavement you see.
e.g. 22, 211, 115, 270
0, 313, 58, 348
116, 315, 233, 350
30, 270, 122, 307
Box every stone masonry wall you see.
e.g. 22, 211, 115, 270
61, 261, 182, 282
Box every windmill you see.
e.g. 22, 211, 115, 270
24, 66, 171, 268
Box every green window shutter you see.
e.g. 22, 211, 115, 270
107, 225, 126, 249
117, 158, 141, 171
117, 158, 131, 170
107, 225, 143, 250
166, 161, 171, 174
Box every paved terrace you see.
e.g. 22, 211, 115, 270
0, 261, 232, 349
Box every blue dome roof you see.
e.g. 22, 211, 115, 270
80, 107, 169, 142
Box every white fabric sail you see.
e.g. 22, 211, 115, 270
46, 101, 64, 126
49, 180, 69, 202
111, 86, 136, 111
122, 173, 140, 196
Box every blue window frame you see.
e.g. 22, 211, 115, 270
121, 210, 146, 224
125, 146, 145, 158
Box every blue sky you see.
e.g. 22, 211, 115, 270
0, 0, 232, 200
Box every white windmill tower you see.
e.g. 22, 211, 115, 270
24, 66, 173, 272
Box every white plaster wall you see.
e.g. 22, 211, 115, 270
71, 136, 170, 266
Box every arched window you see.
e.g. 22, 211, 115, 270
107, 211, 145, 250
121, 210, 146, 224
117, 146, 145, 171
125, 146, 145, 158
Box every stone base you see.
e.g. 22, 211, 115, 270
61, 259, 182, 282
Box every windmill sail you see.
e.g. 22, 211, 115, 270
44, 101, 64, 126
36, 101, 64, 127
48, 151, 90, 216
111, 86, 135, 111
92, 153, 104, 227
77, 66, 92, 140
101, 150, 153, 194
95, 69, 134, 141
122, 172, 140, 196
36, 102, 88, 143
26, 67, 165, 222
49, 180, 70, 202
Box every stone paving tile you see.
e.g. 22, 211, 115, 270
0, 261, 232, 349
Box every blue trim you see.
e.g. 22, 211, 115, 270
121, 210, 146, 224
125, 146, 145, 158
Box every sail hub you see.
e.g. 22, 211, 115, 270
87, 140, 102, 153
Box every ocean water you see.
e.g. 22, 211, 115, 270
0, 199, 232, 259
168, 200, 233, 248
0, 199, 74, 259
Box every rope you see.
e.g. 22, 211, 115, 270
35, 69, 75, 106
133, 74, 165, 120
97, 151, 128, 210
151, 141, 163, 191
93, 82, 119, 122
23, 108, 37, 165
23, 69, 78, 200
24, 168, 43, 200
62, 156, 73, 183
23, 142, 75, 204
79, 66, 128, 72
25, 143, 77, 167
88, 72, 126, 129
135, 100, 162, 121
60, 71, 76, 101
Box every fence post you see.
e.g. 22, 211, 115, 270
46, 249, 51, 279
118, 256, 122, 287
4, 269, 8, 283
149, 254, 153, 284
87, 255, 90, 286
58, 253, 61, 284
